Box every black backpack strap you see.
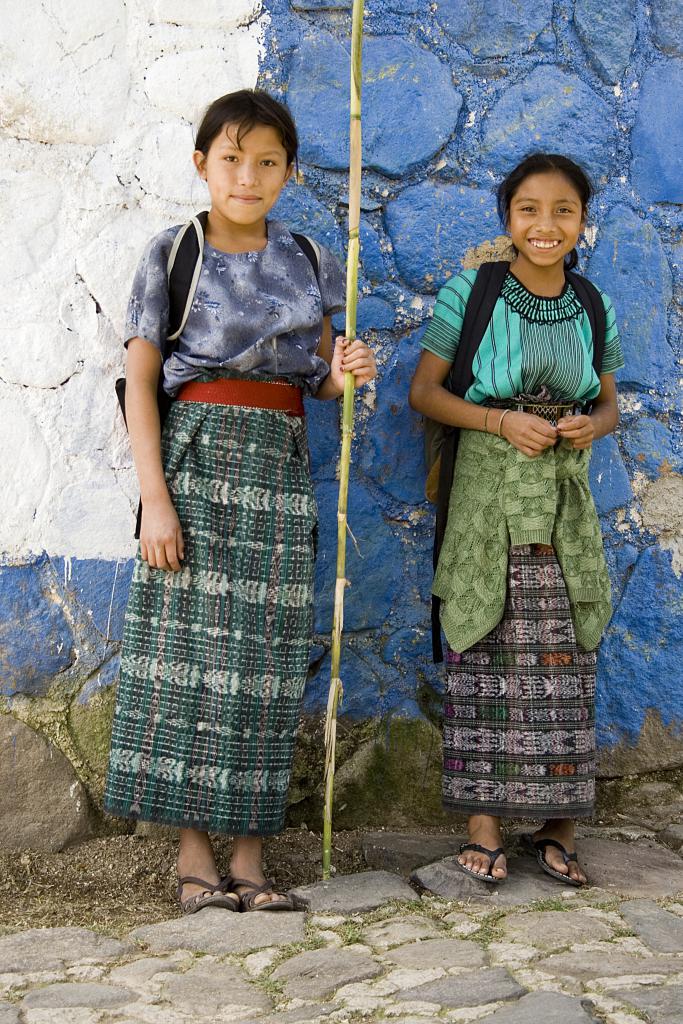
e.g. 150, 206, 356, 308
566, 270, 606, 392
167, 210, 209, 349
431, 260, 510, 662
291, 232, 321, 280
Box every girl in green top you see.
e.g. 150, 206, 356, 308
410, 154, 624, 887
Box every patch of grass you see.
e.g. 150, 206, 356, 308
338, 920, 364, 945
469, 909, 507, 946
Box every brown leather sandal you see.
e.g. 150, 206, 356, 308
231, 877, 294, 912
177, 875, 239, 915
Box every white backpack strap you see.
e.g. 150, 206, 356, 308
166, 216, 205, 342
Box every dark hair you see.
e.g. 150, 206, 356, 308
194, 89, 298, 167
496, 153, 593, 271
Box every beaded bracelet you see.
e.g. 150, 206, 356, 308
497, 409, 511, 438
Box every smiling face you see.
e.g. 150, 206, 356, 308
506, 170, 586, 274
193, 121, 293, 231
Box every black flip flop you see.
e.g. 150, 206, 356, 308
521, 833, 585, 887
456, 842, 506, 884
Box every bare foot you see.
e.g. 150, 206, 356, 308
230, 836, 290, 908
458, 814, 507, 880
177, 828, 239, 910
532, 819, 586, 885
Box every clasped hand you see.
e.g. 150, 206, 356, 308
500, 411, 594, 457
329, 335, 376, 393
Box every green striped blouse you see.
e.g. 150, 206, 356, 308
421, 269, 624, 405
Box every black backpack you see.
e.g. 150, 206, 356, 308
115, 211, 321, 537
429, 260, 607, 662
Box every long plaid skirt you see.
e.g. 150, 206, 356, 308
443, 544, 597, 819
104, 399, 317, 836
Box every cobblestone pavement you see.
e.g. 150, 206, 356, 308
2, 833, 683, 1024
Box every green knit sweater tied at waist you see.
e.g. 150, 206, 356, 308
433, 428, 612, 654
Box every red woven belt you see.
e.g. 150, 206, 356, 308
176, 378, 305, 416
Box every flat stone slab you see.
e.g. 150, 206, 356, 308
413, 853, 561, 905
395, 966, 526, 1008
22, 982, 137, 1009
579, 838, 683, 897
290, 870, 419, 914
271, 947, 382, 1000
0, 928, 132, 973
384, 937, 487, 971
362, 831, 464, 875
363, 915, 441, 949
536, 947, 683, 986
619, 899, 683, 952
467, 990, 598, 1023
501, 909, 614, 951
609, 983, 683, 1023
160, 960, 272, 1016
129, 908, 306, 954
0, 1005, 19, 1024
658, 824, 683, 853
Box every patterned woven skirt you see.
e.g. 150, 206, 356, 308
443, 544, 597, 819
104, 399, 317, 836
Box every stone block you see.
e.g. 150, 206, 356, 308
619, 898, 683, 952
618, 780, 683, 830
273, 184, 345, 257
22, 983, 137, 1009
652, 0, 683, 56
333, 296, 395, 334
536, 946, 683, 986
0, 717, 92, 852
597, 547, 683, 750
1, 1, 129, 145
363, 916, 441, 949
290, 870, 419, 913
623, 417, 679, 479
578, 837, 683, 898
271, 947, 382, 999
609, 983, 683, 1022
385, 182, 499, 294
304, 395, 339, 481
357, 332, 425, 504
129, 908, 305, 954
574, 0, 637, 82
0, 401, 51, 556
658, 823, 683, 853
480, 66, 617, 182
143, 45, 258, 121
468, 990, 600, 1023
632, 62, 683, 202
160, 960, 272, 1016
589, 207, 673, 390
0, 928, 130, 973
0, 1006, 19, 1024
0, 561, 74, 696
500, 909, 614, 951
384, 937, 486, 971
360, 217, 388, 284
288, 32, 462, 176
437, 0, 553, 57
302, 647, 382, 718
313, 479, 404, 631
395, 967, 526, 1008
362, 831, 463, 875
413, 851, 571, 905
640, 475, 683, 535
588, 435, 633, 514
50, 558, 133, 642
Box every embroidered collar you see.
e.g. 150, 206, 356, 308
501, 271, 584, 324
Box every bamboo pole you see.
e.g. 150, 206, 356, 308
322, 0, 364, 881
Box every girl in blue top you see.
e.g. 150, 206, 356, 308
105, 90, 376, 914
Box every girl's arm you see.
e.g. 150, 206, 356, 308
410, 350, 557, 458
126, 337, 184, 571
314, 316, 376, 399
556, 373, 619, 449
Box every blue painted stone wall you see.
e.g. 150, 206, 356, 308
261, 0, 683, 765
2, 0, 682, 816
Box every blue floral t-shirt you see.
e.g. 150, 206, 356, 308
125, 219, 346, 396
